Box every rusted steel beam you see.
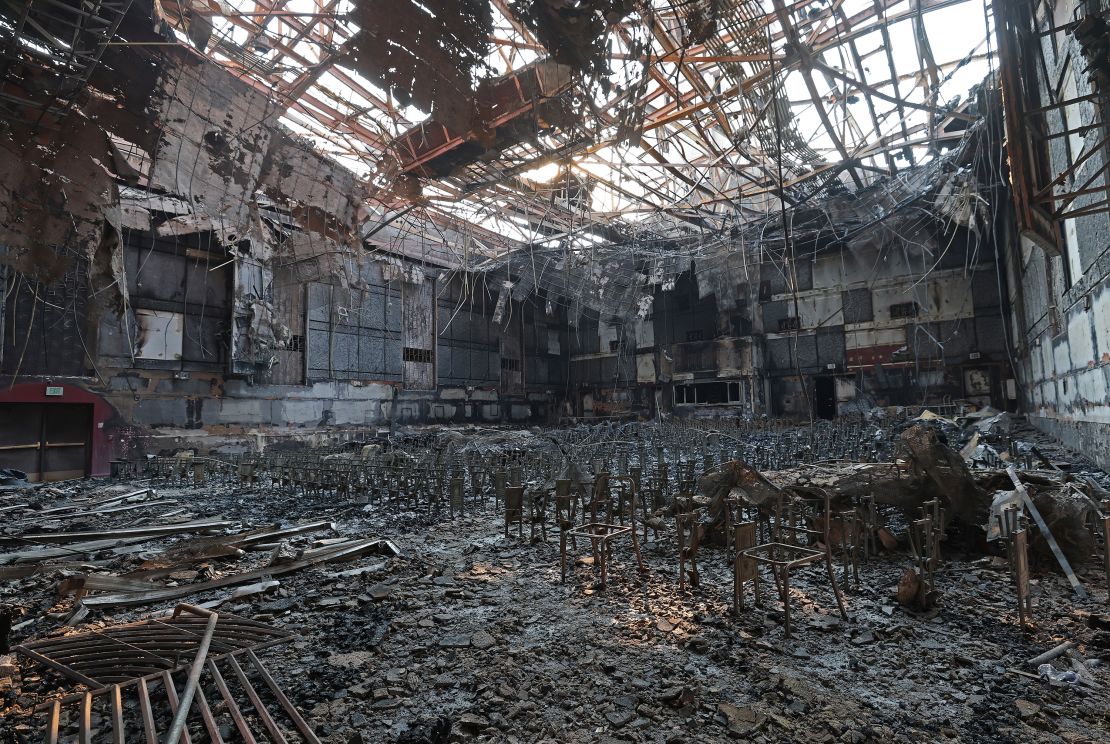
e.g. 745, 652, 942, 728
247, 649, 323, 744
163, 607, 219, 744
46, 699, 60, 744
208, 657, 259, 744
78, 692, 92, 744
161, 671, 194, 744
225, 654, 288, 743
137, 678, 157, 744
109, 685, 124, 744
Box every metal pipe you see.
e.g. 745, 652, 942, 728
164, 606, 219, 744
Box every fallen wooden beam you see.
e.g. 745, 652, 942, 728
129, 521, 335, 571
88, 500, 179, 516
230, 520, 335, 547
57, 573, 163, 598
81, 538, 399, 608
300, 537, 399, 560
0, 537, 154, 564
3, 519, 235, 547
34, 489, 155, 516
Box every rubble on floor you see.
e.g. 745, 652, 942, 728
0, 413, 1108, 743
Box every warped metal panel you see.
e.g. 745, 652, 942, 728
18, 610, 294, 686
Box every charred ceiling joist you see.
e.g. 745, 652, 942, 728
0, 0, 1008, 283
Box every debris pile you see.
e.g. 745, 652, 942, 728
0, 415, 1108, 742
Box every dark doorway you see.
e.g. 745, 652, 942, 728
0, 403, 93, 481
814, 376, 837, 420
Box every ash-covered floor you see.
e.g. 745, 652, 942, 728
2, 414, 1110, 744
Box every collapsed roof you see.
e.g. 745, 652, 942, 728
0, 0, 993, 264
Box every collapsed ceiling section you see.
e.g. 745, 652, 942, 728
0, 0, 993, 262
343, 0, 493, 135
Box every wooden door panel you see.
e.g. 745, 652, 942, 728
42, 404, 91, 481
0, 403, 43, 480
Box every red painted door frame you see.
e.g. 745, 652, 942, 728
0, 382, 115, 478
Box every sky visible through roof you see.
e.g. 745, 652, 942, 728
184, 0, 994, 253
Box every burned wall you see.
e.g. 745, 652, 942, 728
1006, 0, 1110, 470
304, 261, 403, 384
0, 247, 92, 378
563, 217, 1008, 420
760, 225, 1011, 416
437, 276, 501, 387
95, 231, 232, 373
0, 38, 560, 450
522, 292, 568, 390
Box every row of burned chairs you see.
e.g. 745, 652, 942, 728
228, 443, 721, 522
147, 456, 232, 484
538, 470, 876, 608
515, 472, 649, 588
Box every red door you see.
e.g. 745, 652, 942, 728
0, 403, 92, 481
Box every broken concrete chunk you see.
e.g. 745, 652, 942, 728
605, 709, 636, 727
659, 686, 696, 708
230, 580, 279, 599
471, 630, 496, 650
718, 702, 766, 735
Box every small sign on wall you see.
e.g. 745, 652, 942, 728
45, 385, 64, 397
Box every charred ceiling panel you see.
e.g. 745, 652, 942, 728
0, 115, 130, 361
0, 0, 133, 125
260, 129, 364, 243
344, 0, 493, 135
393, 61, 574, 178
148, 56, 278, 234
0, 119, 123, 278
275, 231, 356, 287
511, 1, 638, 78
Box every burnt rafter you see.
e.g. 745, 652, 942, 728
0, 0, 996, 258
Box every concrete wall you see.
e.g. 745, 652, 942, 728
0, 369, 553, 461
1009, 0, 1110, 470
564, 222, 1009, 420
1012, 238, 1110, 470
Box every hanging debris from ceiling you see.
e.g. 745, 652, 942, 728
344, 0, 494, 136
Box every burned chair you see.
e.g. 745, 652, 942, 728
736, 489, 848, 638
561, 474, 647, 588
526, 484, 549, 541
676, 510, 702, 590
504, 485, 524, 538
555, 478, 579, 554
